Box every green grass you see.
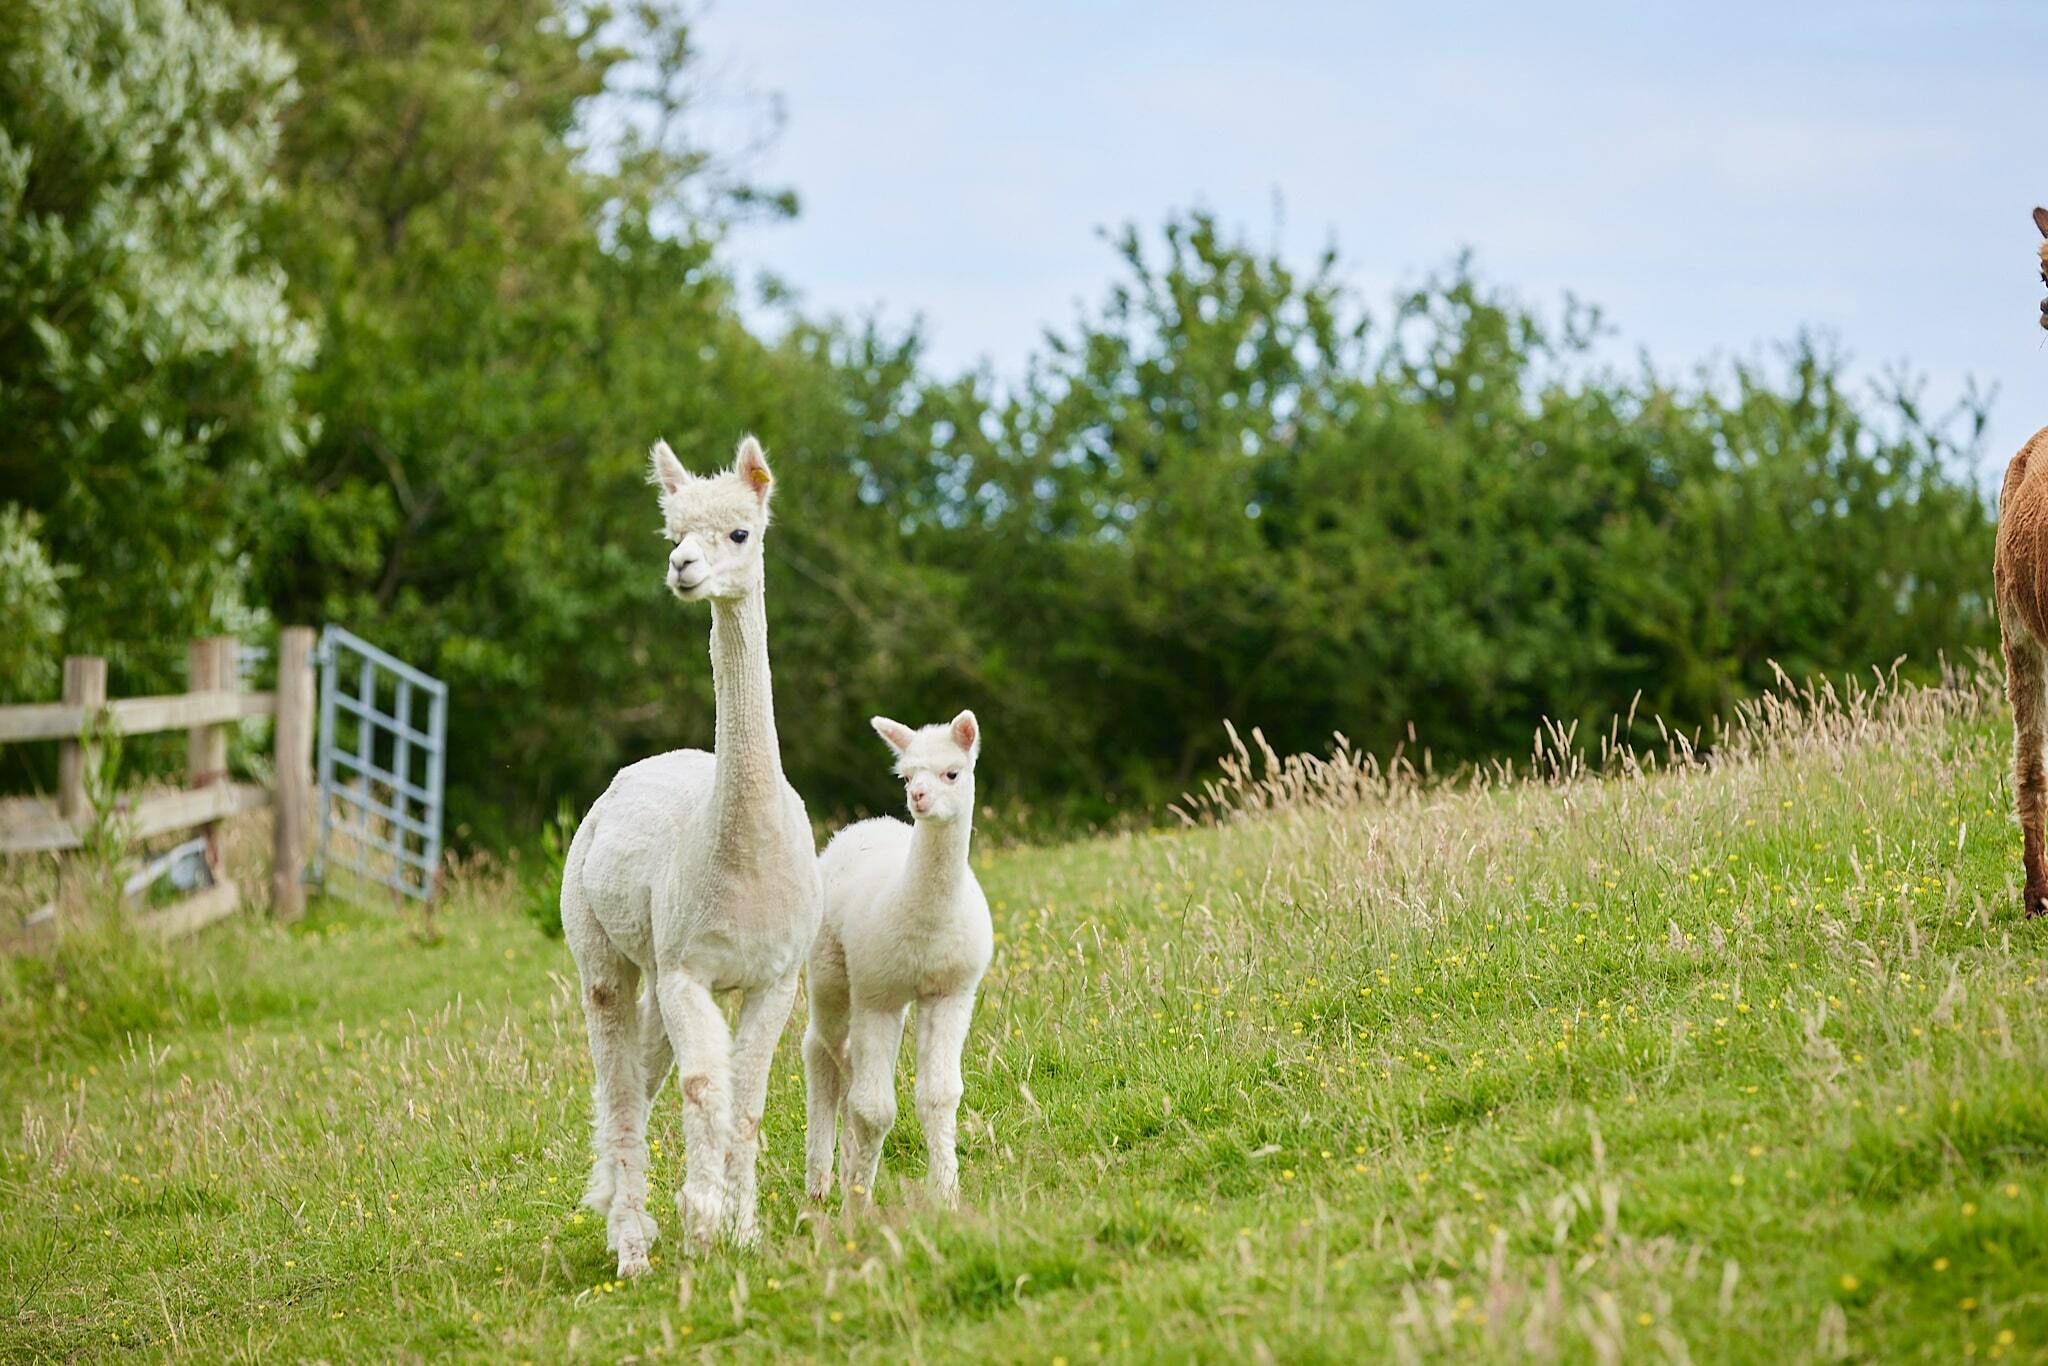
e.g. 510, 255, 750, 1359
5, 672, 2048, 1361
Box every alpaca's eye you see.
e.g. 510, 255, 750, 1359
729, 528, 749, 544
944, 769, 960, 782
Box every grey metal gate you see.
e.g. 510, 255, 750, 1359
314, 626, 447, 902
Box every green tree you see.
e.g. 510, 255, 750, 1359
919, 214, 1996, 813
0, 506, 66, 702
0, 0, 312, 689
216, 0, 971, 836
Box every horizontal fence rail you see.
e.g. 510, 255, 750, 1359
0, 690, 277, 745
0, 783, 272, 854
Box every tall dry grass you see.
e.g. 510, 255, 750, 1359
1172, 656, 2000, 826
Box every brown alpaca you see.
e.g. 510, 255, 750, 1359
1992, 206, 2048, 916
2038, 206, 2048, 329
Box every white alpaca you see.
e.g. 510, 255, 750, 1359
803, 711, 991, 1210
561, 435, 822, 1276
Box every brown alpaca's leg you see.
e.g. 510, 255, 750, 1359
2004, 626, 2048, 917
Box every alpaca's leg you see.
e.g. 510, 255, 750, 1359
835, 1053, 857, 1205
803, 942, 851, 1202
2005, 623, 2048, 916
575, 950, 656, 1277
639, 980, 674, 1106
655, 969, 733, 1253
840, 1004, 908, 1210
634, 979, 673, 1205
914, 992, 976, 1209
721, 968, 799, 1247
802, 998, 850, 1202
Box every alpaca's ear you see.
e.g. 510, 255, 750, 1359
871, 716, 915, 755
734, 435, 773, 503
2034, 207, 2048, 239
949, 709, 980, 759
650, 440, 688, 496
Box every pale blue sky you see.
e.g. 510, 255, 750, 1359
697, 2, 2045, 476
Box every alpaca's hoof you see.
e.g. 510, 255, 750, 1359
615, 1241, 652, 1278
2029, 887, 2048, 919
929, 1179, 960, 1211
805, 1167, 832, 1203
677, 1184, 729, 1255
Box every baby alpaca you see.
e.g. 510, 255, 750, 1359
804, 711, 992, 1209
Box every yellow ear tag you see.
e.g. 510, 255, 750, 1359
747, 463, 773, 492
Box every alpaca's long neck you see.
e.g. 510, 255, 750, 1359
898, 811, 973, 916
706, 577, 785, 858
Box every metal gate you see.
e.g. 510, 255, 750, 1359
314, 626, 447, 902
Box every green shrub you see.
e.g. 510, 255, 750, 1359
522, 799, 578, 939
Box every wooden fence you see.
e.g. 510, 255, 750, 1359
0, 627, 315, 942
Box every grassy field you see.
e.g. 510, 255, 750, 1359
4, 669, 2048, 1362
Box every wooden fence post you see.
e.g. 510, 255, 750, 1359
55, 655, 107, 925
187, 636, 238, 898
271, 627, 315, 920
